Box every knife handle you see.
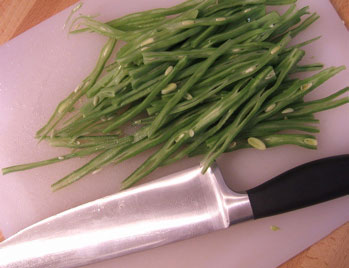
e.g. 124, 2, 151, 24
247, 154, 349, 219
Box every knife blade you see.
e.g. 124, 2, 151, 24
0, 154, 348, 268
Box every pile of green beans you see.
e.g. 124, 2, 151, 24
3, 0, 348, 191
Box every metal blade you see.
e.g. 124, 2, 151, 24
0, 164, 252, 268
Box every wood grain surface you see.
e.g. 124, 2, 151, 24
0, 0, 79, 44
331, 0, 349, 29
0, 1, 348, 267
278, 222, 349, 268
0, 230, 4, 242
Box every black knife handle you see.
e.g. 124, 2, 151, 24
247, 154, 349, 219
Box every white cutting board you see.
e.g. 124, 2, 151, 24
0, 0, 348, 267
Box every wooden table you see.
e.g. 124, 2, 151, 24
0, 1, 348, 267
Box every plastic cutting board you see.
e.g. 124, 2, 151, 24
0, 0, 348, 267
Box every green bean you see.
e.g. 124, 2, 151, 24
149, 79, 229, 115
202, 89, 267, 171
146, 26, 203, 51
193, 5, 267, 48
2, 140, 126, 176
133, 9, 201, 48
117, 77, 163, 104
273, 13, 320, 44
202, 11, 280, 47
205, 117, 319, 148
120, 133, 183, 190
197, 35, 291, 91
117, 27, 202, 66
241, 118, 319, 136
48, 135, 121, 148
202, 0, 265, 16
57, 100, 127, 138
286, 13, 320, 38
143, 48, 216, 64
148, 38, 237, 137
114, 82, 158, 107
70, 16, 126, 39
204, 48, 305, 147
121, 66, 275, 189
55, 101, 116, 137
167, 49, 267, 83
290, 63, 324, 74
57, 117, 102, 138
280, 3, 297, 19
116, 8, 200, 61
72, 14, 166, 35
133, 116, 155, 126
164, 5, 266, 32
250, 133, 317, 149
60, 112, 83, 128
201, 48, 304, 171
36, 38, 116, 139
129, 63, 162, 80
113, 110, 200, 165
86, 65, 121, 98
95, 77, 132, 101
189, 133, 316, 157
269, 6, 309, 39
52, 108, 202, 191
73, 1, 203, 35
79, 98, 111, 118
190, 26, 219, 48
193, 68, 275, 134
103, 57, 189, 132
142, 45, 268, 64
255, 66, 346, 124
148, 4, 265, 47
108, 0, 207, 26
110, 16, 166, 31
160, 81, 250, 165
5, 0, 348, 192
272, 87, 349, 119
131, 63, 170, 89
121, 103, 215, 189
191, 51, 265, 78
265, 0, 297, 4
148, 57, 267, 115
283, 36, 321, 53
51, 143, 130, 191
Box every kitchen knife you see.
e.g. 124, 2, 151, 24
0, 154, 348, 268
